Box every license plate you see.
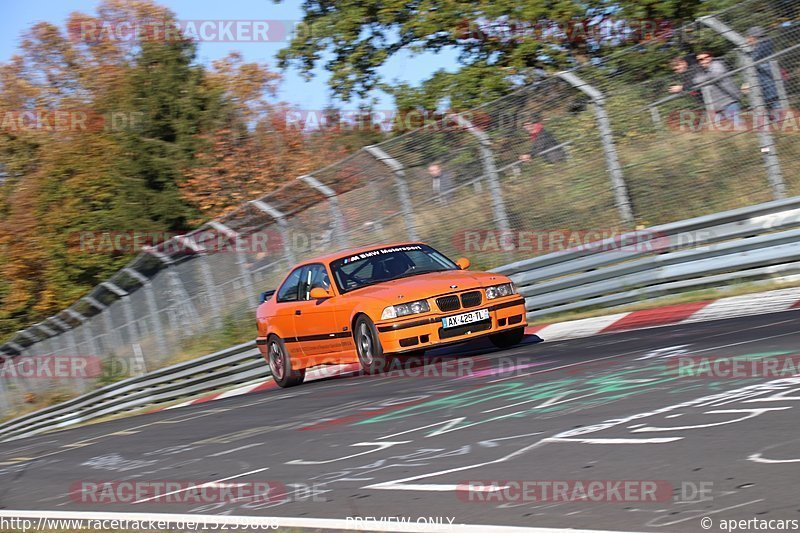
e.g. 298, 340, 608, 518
441, 308, 490, 329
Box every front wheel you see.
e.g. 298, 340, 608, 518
489, 327, 525, 349
354, 316, 388, 374
267, 335, 305, 388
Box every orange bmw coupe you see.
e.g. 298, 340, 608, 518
256, 243, 527, 387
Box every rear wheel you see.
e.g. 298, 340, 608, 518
355, 316, 387, 374
267, 335, 305, 387
489, 327, 525, 349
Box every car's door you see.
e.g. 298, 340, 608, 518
272, 266, 304, 358
292, 263, 346, 359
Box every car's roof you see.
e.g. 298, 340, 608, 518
299, 242, 426, 266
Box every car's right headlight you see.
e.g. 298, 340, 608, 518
485, 282, 515, 300
381, 299, 430, 320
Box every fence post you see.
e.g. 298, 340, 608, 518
769, 60, 789, 110
122, 268, 169, 358
48, 316, 86, 391
101, 282, 140, 351
700, 16, 785, 199
83, 296, 112, 354
16, 329, 40, 354
33, 323, 57, 354
363, 145, 419, 241
175, 235, 223, 330
144, 247, 199, 336
557, 71, 635, 226
297, 174, 349, 250
250, 200, 297, 265
65, 308, 100, 362
447, 114, 513, 237
207, 221, 257, 307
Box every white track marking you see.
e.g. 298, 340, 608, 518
684, 288, 800, 323
286, 441, 412, 465
0, 510, 631, 533
534, 313, 629, 342
748, 453, 800, 464
207, 442, 264, 457
547, 437, 683, 444
132, 467, 269, 504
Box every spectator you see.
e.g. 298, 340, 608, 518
743, 26, 781, 110
519, 117, 567, 164
693, 52, 741, 120
427, 161, 453, 204
668, 54, 703, 105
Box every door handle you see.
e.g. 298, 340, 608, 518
295, 309, 302, 315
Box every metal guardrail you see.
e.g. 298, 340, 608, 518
0, 342, 266, 442
4, 195, 800, 442
495, 195, 800, 319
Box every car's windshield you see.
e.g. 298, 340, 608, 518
330, 244, 458, 293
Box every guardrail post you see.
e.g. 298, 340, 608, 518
122, 268, 169, 358
250, 200, 297, 265
700, 16, 785, 200
557, 71, 635, 226
297, 174, 349, 250
207, 221, 257, 308
364, 145, 419, 241
446, 115, 512, 237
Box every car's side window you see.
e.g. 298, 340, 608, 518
276, 267, 303, 303
298, 263, 331, 301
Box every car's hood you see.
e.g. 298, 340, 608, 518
347, 270, 509, 303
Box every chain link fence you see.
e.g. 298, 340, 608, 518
1, 0, 799, 411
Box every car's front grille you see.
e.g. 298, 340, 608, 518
460, 291, 482, 308
438, 319, 492, 340
436, 295, 461, 312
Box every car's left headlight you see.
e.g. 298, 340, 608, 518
485, 282, 516, 300
381, 299, 430, 320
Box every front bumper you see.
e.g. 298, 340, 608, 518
375, 297, 527, 353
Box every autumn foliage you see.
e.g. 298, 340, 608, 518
0, 0, 376, 340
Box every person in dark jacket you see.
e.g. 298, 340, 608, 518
744, 26, 781, 110
519, 117, 567, 164
668, 54, 704, 105
427, 161, 454, 204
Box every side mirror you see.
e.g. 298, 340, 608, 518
259, 290, 275, 304
310, 287, 333, 299
455, 257, 471, 270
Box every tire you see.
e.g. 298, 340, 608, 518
489, 327, 525, 349
354, 316, 388, 374
267, 335, 305, 388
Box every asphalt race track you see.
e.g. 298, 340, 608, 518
2, 311, 800, 532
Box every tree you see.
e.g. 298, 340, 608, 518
277, 0, 730, 107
